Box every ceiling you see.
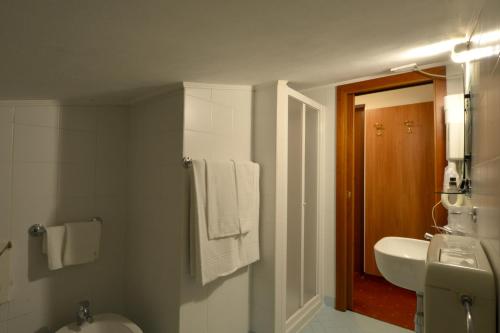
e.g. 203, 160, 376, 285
0, 0, 482, 103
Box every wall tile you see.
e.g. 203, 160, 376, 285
1, 102, 129, 331
96, 162, 127, 196
0, 163, 11, 239
59, 107, 97, 132
185, 96, 213, 132
212, 103, 233, 136
13, 125, 60, 163
59, 163, 96, 197
143, 131, 182, 165
185, 87, 212, 100
180, 85, 252, 333
12, 162, 58, 198
15, 105, 59, 128
183, 131, 214, 160
96, 131, 128, 165
0, 107, 13, 163
59, 130, 96, 164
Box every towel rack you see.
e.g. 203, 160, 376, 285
0, 242, 12, 257
183, 156, 193, 168
28, 217, 103, 237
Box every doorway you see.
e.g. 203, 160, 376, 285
352, 85, 436, 329
335, 68, 447, 329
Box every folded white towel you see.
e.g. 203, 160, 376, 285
234, 161, 260, 234
63, 221, 101, 266
205, 160, 240, 239
0, 241, 11, 304
42, 226, 65, 270
190, 159, 243, 285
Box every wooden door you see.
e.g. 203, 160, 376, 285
364, 102, 435, 276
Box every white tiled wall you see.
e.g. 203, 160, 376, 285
468, 0, 500, 325
0, 102, 129, 332
180, 83, 253, 333
126, 91, 184, 333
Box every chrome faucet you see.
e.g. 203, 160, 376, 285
76, 300, 93, 326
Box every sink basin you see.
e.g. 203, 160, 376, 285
374, 237, 429, 293
56, 313, 143, 333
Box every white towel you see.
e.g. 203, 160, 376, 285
190, 160, 243, 285
234, 161, 260, 234
205, 160, 240, 239
0, 241, 11, 304
42, 226, 65, 270
63, 221, 101, 266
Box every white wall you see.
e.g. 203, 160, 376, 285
180, 83, 252, 333
126, 91, 184, 333
355, 84, 433, 110
0, 102, 129, 332
300, 86, 336, 304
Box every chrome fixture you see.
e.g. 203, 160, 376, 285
28, 217, 103, 237
0, 242, 12, 257
374, 123, 384, 136
461, 295, 474, 333
424, 233, 433, 241
404, 120, 414, 134
469, 206, 478, 223
183, 156, 193, 168
76, 300, 93, 326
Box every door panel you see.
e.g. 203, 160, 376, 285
364, 102, 435, 276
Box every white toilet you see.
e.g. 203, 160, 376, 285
425, 234, 496, 333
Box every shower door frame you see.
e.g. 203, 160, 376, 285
281, 86, 325, 333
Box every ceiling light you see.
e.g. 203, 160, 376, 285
402, 38, 466, 59
470, 29, 500, 44
390, 63, 417, 72
451, 42, 500, 63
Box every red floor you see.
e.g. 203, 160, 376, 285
352, 273, 416, 330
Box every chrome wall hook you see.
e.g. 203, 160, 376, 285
183, 156, 193, 168
374, 123, 384, 136
404, 120, 414, 134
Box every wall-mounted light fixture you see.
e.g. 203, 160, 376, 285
444, 94, 465, 160
451, 41, 500, 63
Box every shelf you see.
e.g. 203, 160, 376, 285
435, 191, 466, 195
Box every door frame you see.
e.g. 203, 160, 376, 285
335, 67, 447, 311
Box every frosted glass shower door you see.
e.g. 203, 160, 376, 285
286, 97, 304, 319
286, 96, 320, 321
303, 106, 318, 305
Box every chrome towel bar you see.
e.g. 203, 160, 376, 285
28, 217, 103, 237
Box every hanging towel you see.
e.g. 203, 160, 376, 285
42, 226, 65, 270
190, 159, 243, 285
0, 241, 11, 303
234, 161, 260, 235
63, 221, 101, 266
205, 160, 240, 239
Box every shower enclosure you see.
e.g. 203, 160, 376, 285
251, 81, 324, 333
285, 90, 323, 332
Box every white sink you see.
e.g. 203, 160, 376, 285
56, 314, 143, 333
374, 237, 429, 293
